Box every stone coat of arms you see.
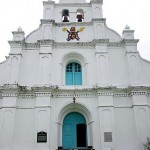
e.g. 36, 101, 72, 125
62, 27, 85, 41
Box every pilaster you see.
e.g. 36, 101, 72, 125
41, 20, 54, 40
93, 19, 106, 39
123, 27, 141, 86
43, 1, 55, 20
131, 91, 150, 145
97, 92, 115, 150
95, 40, 110, 87
39, 40, 53, 85
35, 91, 51, 150
7, 54, 21, 84
8, 29, 23, 84
91, 1, 103, 18
0, 89, 17, 150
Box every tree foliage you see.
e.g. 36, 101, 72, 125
143, 138, 150, 150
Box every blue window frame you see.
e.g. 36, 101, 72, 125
66, 62, 82, 85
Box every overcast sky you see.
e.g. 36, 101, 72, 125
0, 0, 150, 62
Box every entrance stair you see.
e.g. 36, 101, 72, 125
58, 146, 95, 150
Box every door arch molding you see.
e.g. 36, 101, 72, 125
60, 52, 88, 85
57, 103, 93, 148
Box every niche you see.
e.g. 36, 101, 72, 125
76, 9, 84, 22
62, 9, 69, 22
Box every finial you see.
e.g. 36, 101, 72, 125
124, 24, 130, 30
17, 26, 23, 32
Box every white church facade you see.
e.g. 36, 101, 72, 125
0, 0, 150, 150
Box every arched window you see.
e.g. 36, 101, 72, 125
76, 9, 84, 22
66, 62, 82, 85
62, 9, 69, 22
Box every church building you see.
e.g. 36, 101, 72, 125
0, 0, 150, 150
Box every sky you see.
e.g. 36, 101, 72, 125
0, 0, 150, 62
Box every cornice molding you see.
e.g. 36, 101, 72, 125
1, 85, 150, 98
91, 18, 106, 23
38, 40, 54, 46
146, 93, 150, 97
97, 92, 113, 96
8, 41, 24, 48
40, 19, 55, 25
122, 39, 139, 46
113, 93, 130, 97
41, 19, 106, 26
130, 91, 147, 96
9, 39, 140, 49
55, 3, 91, 7
94, 39, 109, 44
19, 94, 35, 99
53, 42, 94, 48
35, 92, 51, 97
2, 93, 18, 97
55, 22, 93, 27
108, 42, 124, 47
43, 1, 55, 5
53, 91, 96, 98
24, 43, 40, 49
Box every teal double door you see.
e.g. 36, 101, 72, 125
62, 112, 87, 149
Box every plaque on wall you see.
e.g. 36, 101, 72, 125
37, 131, 47, 143
104, 132, 112, 142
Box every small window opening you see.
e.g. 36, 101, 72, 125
62, 9, 69, 22
76, 9, 84, 22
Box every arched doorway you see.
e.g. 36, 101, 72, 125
62, 112, 87, 149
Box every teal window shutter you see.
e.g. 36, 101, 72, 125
66, 63, 82, 85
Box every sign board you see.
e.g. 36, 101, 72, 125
37, 131, 47, 143
104, 132, 112, 142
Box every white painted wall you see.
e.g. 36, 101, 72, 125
0, 0, 150, 150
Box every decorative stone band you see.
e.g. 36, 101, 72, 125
130, 91, 147, 96
55, 3, 93, 7
53, 93, 96, 98
43, 1, 55, 6
38, 40, 54, 46
1, 85, 150, 98
55, 22, 93, 27
92, 18, 106, 23
40, 18, 106, 26
97, 92, 113, 96
8, 39, 139, 49
18, 94, 35, 99
35, 92, 52, 97
40, 19, 55, 25
122, 39, 139, 46
2, 93, 18, 97
8, 41, 23, 48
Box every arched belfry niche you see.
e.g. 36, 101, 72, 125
60, 52, 88, 86
57, 103, 93, 148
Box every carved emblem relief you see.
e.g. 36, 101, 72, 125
62, 27, 85, 41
